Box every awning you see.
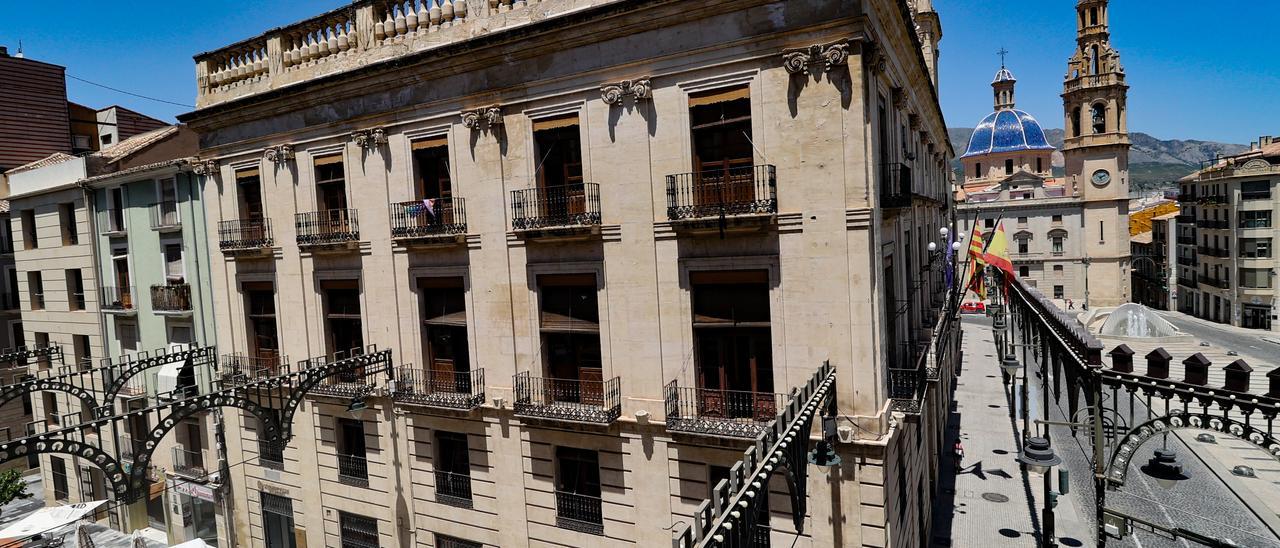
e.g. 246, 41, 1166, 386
0, 500, 105, 539
157, 359, 187, 396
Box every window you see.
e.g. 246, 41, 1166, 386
690, 86, 752, 177
43, 391, 58, 424
1004, 159, 1014, 175
59, 203, 77, 245
419, 277, 469, 392
236, 169, 265, 221
322, 280, 363, 356
51, 456, 69, 501
0, 220, 13, 254
1240, 238, 1272, 258
691, 271, 774, 416
434, 431, 472, 506
117, 321, 139, 356
314, 155, 348, 212
261, 493, 297, 548
106, 187, 126, 233
1036, 157, 1043, 173
984, 218, 995, 229
1241, 210, 1272, 229
109, 244, 132, 309
538, 274, 601, 401
1239, 268, 1273, 289
1091, 103, 1106, 134
67, 269, 85, 311
1071, 107, 1081, 137
1052, 214, 1063, 224
73, 335, 91, 370
1053, 265, 1064, 274
435, 534, 482, 548
101, 134, 113, 145
28, 272, 45, 310
244, 282, 280, 365
336, 417, 368, 484
1054, 285, 1065, 299
163, 241, 184, 284
338, 511, 378, 548
1052, 236, 1064, 254
33, 332, 49, 368
533, 114, 585, 189
555, 446, 603, 533
1017, 216, 1028, 226
412, 138, 454, 203
974, 163, 982, 178
1017, 239, 1028, 254
1242, 180, 1271, 201
1019, 266, 1030, 277
20, 210, 36, 250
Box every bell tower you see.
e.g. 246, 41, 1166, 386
1062, 0, 1130, 306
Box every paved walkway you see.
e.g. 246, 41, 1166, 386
931, 315, 1091, 547
0, 473, 166, 548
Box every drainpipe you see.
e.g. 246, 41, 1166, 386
77, 179, 118, 525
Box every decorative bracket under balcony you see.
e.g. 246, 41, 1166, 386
461, 106, 503, 130
351, 128, 387, 149
782, 39, 852, 74
264, 145, 295, 165
600, 78, 652, 105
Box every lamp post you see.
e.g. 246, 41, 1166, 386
1018, 436, 1065, 548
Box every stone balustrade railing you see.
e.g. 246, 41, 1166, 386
194, 0, 615, 108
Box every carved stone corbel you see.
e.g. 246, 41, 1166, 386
351, 128, 388, 149
462, 106, 502, 130
782, 39, 851, 74
191, 159, 219, 176
264, 144, 294, 164
600, 78, 652, 105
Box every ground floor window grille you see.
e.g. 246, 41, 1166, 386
435, 534, 482, 548
261, 492, 296, 548
338, 511, 379, 548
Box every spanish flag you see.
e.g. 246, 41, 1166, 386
983, 222, 1015, 276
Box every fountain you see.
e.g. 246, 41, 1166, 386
1097, 303, 1181, 338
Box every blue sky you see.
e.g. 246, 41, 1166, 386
2, 1, 1276, 145
936, 0, 1280, 144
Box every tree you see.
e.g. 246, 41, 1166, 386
0, 468, 33, 512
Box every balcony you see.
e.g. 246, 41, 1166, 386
151, 284, 193, 315
510, 183, 601, 234
219, 352, 288, 386
118, 435, 147, 463
1175, 214, 1196, 224
665, 165, 776, 223
555, 491, 604, 535
171, 447, 207, 479
1198, 194, 1227, 206
310, 365, 377, 398
100, 286, 136, 314
150, 201, 181, 231
1177, 276, 1198, 288
512, 372, 621, 425
99, 208, 126, 236
1063, 72, 1125, 93
879, 163, 912, 209
1177, 192, 1197, 203
1197, 246, 1230, 258
218, 219, 274, 253
434, 470, 473, 508
389, 198, 467, 244
297, 209, 359, 247
1176, 236, 1196, 246
391, 367, 484, 411
336, 453, 369, 486
662, 382, 785, 438
1196, 219, 1229, 229
1176, 256, 1196, 267
1200, 277, 1230, 290
1241, 190, 1272, 201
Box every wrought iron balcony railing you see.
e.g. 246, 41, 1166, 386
510, 183, 601, 230
336, 453, 369, 486
665, 165, 776, 220
118, 435, 147, 462
1175, 214, 1196, 224
1200, 277, 1230, 289
879, 162, 912, 209
219, 352, 289, 386
389, 198, 467, 240
434, 469, 473, 508
1177, 192, 1197, 203
391, 367, 484, 410
310, 365, 377, 398
1196, 219, 1229, 229
218, 219, 273, 250
150, 201, 181, 230
662, 382, 785, 438
512, 372, 621, 424
555, 490, 604, 535
172, 447, 207, 479
1176, 276, 1198, 288
1197, 246, 1230, 258
296, 209, 359, 246
1241, 190, 1272, 201
151, 284, 192, 313
100, 286, 135, 313
1176, 256, 1196, 267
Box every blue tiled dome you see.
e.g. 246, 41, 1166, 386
961, 109, 1054, 158
992, 67, 1015, 83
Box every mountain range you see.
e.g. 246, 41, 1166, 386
947, 128, 1248, 193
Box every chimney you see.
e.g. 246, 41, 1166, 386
1262, 136, 1275, 147
0, 46, 8, 57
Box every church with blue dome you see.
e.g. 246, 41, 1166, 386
957, 63, 1058, 193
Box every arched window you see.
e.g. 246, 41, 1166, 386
1091, 103, 1107, 134
975, 163, 982, 178
1071, 106, 1082, 137
1090, 45, 1099, 74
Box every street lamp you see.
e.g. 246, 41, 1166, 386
1000, 354, 1021, 377
1018, 436, 1061, 475
346, 395, 368, 420
1141, 448, 1188, 490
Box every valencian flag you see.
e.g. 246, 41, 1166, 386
962, 222, 987, 299
983, 222, 1015, 277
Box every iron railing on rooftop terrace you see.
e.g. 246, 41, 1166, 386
195, 0, 593, 107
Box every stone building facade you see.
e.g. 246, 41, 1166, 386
1175, 135, 1280, 331
957, 0, 1130, 309
181, 1, 956, 547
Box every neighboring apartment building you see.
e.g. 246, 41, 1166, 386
180, 1, 955, 547
1175, 135, 1280, 330
957, 0, 1131, 308
5, 124, 226, 545
1131, 210, 1177, 310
